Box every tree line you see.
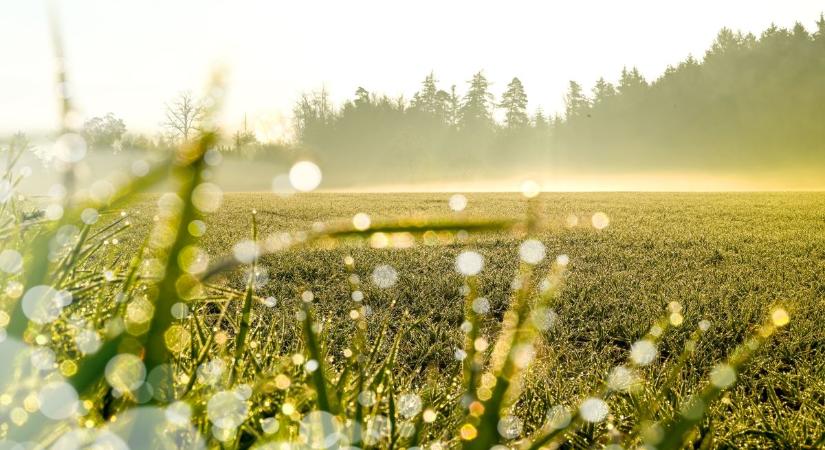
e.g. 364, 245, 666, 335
78, 17, 825, 184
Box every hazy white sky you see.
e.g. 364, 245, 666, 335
1, 0, 823, 136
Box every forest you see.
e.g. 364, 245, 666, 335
289, 18, 825, 183
65, 18, 825, 186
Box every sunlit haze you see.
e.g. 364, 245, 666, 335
2, 0, 823, 136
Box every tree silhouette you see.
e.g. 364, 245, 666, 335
82, 113, 126, 149
500, 77, 529, 129
564, 81, 590, 119
163, 92, 204, 143
458, 71, 494, 130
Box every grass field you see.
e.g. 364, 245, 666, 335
108, 191, 825, 448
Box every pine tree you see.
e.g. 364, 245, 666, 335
500, 77, 529, 129
533, 108, 548, 129
411, 72, 440, 114
564, 81, 590, 119
445, 85, 460, 128
591, 77, 616, 105
815, 13, 825, 45
618, 67, 648, 96
458, 71, 494, 129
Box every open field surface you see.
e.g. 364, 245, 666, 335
111, 192, 825, 447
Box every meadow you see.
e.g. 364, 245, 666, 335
2, 129, 824, 449
112, 191, 825, 448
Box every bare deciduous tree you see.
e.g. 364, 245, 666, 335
163, 91, 204, 142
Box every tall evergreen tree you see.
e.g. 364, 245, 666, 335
411, 72, 440, 114
458, 71, 494, 129
591, 77, 616, 105
564, 81, 590, 119
618, 67, 648, 96
445, 85, 460, 128
500, 77, 529, 129
815, 13, 825, 45
533, 108, 548, 129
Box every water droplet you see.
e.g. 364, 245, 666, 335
289, 161, 322, 192
630, 339, 657, 366
371, 264, 398, 288
455, 251, 484, 276
591, 212, 610, 230
449, 194, 467, 212
579, 398, 609, 422
519, 240, 545, 264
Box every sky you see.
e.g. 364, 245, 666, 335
1, 0, 824, 138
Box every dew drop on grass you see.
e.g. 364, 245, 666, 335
710, 364, 737, 388
80, 208, 99, 225
300, 411, 343, 449
165, 401, 192, 426
352, 213, 371, 230
197, 359, 226, 386
579, 398, 609, 422
607, 365, 638, 391
305, 359, 319, 373
472, 297, 490, 314
358, 390, 377, 407
188, 220, 207, 237
53, 133, 87, 163
178, 245, 209, 274
45, 203, 64, 221
22, 285, 64, 324
289, 161, 322, 192
371, 264, 398, 288
771, 308, 790, 327
497, 415, 523, 439
630, 339, 658, 366
207, 390, 249, 430
546, 405, 571, 429
398, 393, 423, 419
261, 417, 279, 434
235, 384, 253, 400
591, 212, 610, 230
75, 329, 102, 355
0, 249, 22, 274
105, 354, 146, 392
455, 251, 484, 276
519, 240, 546, 264
191, 182, 223, 213
38, 382, 79, 420
531, 307, 558, 331
449, 194, 467, 212
205, 148, 223, 166
512, 344, 535, 368
131, 159, 150, 177
232, 240, 259, 264
171, 302, 190, 319
31, 347, 55, 370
